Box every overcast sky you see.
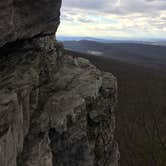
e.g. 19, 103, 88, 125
57, 0, 166, 39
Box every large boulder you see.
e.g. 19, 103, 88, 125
0, 0, 62, 47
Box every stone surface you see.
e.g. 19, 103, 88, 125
0, 0, 62, 47
0, 0, 119, 165
0, 36, 119, 166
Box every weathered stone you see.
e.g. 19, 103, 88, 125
0, 36, 119, 166
0, 90, 30, 166
0, 0, 119, 165
23, 134, 53, 166
0, 0, 62, 47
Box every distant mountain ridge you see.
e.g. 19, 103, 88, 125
57, 35, 166, 46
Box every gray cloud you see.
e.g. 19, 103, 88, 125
62, 0, 166, 15
58, 0, 166, 38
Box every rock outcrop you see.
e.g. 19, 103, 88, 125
0, 0, 62, 47
0, 1, 119, 166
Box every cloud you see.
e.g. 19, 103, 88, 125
57, 0, 166, 38
62, 0, 166, 14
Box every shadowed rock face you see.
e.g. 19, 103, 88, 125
0, 36, 119, 166
0, 0, 119, 166
0, 0, 62, 47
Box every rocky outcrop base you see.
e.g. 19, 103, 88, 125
0, 36, 119, 166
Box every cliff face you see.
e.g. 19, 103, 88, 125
0, 1, 119, 166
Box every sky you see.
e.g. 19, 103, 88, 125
57, 0, 166, 39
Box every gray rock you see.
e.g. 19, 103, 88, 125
0, 36, 119, 166
0, 0, 62, 47
0, 0, 119, 165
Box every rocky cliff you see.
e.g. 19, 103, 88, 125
0, 0, 119, 166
